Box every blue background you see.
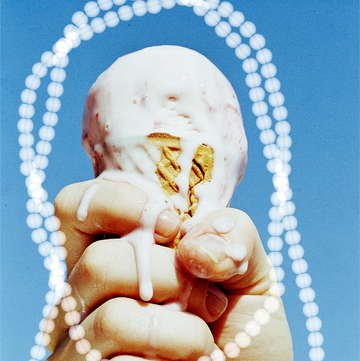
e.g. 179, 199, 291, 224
1, 0, 359, 360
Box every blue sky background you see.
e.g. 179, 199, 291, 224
1, 0, 359, 360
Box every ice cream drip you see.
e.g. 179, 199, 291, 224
81, 46, 248, 301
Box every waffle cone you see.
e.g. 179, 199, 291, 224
147, 133, 214, 247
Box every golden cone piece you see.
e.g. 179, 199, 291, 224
148, 133, 214, 248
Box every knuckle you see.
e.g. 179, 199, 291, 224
206, 208, 258, 241
54, 181, 95, 219
226, 208, 258, 237
78, 243, 106, 286
183, 317, 213, 358
194, 317, 213, 350
54, 182, 82, 218
110, 183, 147, 223
92, 298, 132, 340
53, 185, 71, 217
226, 207, 250, 221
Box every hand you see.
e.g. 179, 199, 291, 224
178, 209, 293, 360
46, 179, 227, 360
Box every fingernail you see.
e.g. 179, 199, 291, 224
222, 243, 247, 262
211, 216, 236, 234
206, 283, 228, 318
155, 210, 180, 237
190, 234, 247, 263
237, 261, 248, 275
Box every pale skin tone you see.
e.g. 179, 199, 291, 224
46, 179, 293, 360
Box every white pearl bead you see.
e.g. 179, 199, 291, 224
47, 82, 64, 97
133, 1, 147, 17
245, 73, 262, 88
91, 17, 106, 33
72, 11, 88, 27
98, 0, 113, 11
217, 1, 233, 17
249, 87, 265, 102
50, 68, 66, 83
288, 245, 304, 260
240, 21, 256, 37
261, 63, 277, 78
252, 101, 268, 116
79, 24, 94, 40
273, 106, 288, 121
269, 92, 285, 107
242, 58, 258, 73
104, 11, 120, 26
293, 259, 309, 275
297, 273, 312, 288
265, 77, 281, 93
250, 33, 265, 50
204, 10, 221, 27
84, 1, 100, 17
226, 32, 241, 48
215, 21, 231, 37
46, 97, 61, 112
235, 44, 251, 59
303, 302, 319, 317
32, 62, 48, 78
257, 48, 273, 64
228, 11, 244, 27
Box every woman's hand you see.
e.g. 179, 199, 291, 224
47, 179, 227, 360
47, 178, 293, 360
178, 209, 293, 360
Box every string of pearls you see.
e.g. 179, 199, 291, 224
18, 1, 324, 360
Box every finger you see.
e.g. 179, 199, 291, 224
47, 242, 227, 352
47, 298, 214, 361
210, 294, 293, 361
54, 179, 180, 274
153, 209, 181, 245
178, 208, 272, 294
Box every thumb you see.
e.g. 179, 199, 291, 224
177, 208, 273, 294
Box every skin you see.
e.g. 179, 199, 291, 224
46, 179, 293, 361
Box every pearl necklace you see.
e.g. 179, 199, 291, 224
18, 1, 324, 360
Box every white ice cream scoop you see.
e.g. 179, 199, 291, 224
82, 45, 247, 227
80, 46, 248, 301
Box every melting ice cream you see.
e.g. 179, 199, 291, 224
80, 46, 248, 301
